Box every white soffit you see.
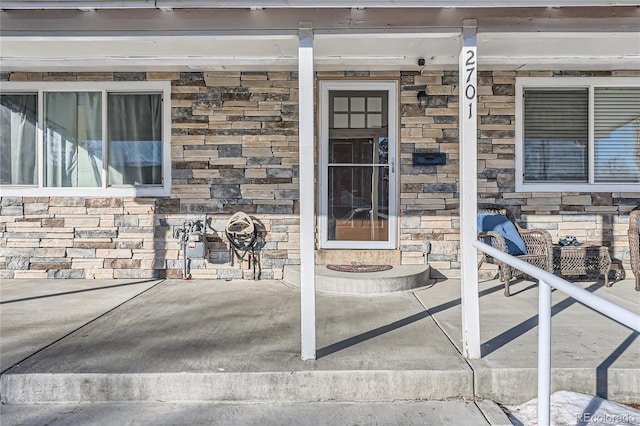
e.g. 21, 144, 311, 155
0, 35, 298, 58
3, 0, 640, 8
313, 32, 461, 68
0, 35, 300, 71
479, 32, 640, 70
1, 32, 639, 71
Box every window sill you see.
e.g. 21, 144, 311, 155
0, 186, 171, 198
320, 240, 398, 250
516, 182, 640, 193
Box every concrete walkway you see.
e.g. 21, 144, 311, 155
417, 278, 640, 404
1, 276, 638, 425
0, 278, 163, 372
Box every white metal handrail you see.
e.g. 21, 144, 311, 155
473, 240, 640, 426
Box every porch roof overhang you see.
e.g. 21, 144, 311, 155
1, 6, 639, 72
2, 1, 640, 9
2, 32, 639, 72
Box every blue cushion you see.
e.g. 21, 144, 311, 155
477, 213, 527, 255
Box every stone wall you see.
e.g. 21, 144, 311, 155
0, 71, 301, 280
398, 69, 640, 278
0, 195, 300, 280
1, 70, 639, 280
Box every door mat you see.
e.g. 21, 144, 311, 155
326, 264, 393, 273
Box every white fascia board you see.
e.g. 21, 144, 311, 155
3, 0, 640, 9
315, 30, 461, 38
0, 1, 155, 8
3, 55, 639, 72
0, 57, 297, 71
480, 56, 640, 68
154, 0, 640, 8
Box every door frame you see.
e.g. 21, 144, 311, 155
318, 79, 398, 250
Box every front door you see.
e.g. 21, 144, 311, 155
319, 80, 398, 249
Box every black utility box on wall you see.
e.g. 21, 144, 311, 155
413, 153, 446, 166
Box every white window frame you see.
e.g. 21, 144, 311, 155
515, 76, 639, 193
0, 81, 172, 197
319, 80, 398, 250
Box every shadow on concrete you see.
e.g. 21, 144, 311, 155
597, 331, 639, 396
481, 282, 603, 357
1, 280, 159, 305
578, 331, 639, 425
317, 281, 506, 359
317, 310, 431, 359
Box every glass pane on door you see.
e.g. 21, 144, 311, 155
328, 164, 389, 241
330, 137, 388, 165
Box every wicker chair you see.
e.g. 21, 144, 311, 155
477, 206, 554, 297
629, 208, 640, 291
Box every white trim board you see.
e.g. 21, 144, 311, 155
318, 79, 399, 250
514, 76, 640, 193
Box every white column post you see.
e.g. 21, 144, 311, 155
459, 19, 481, 359
298, 22, 316, 361
537, 279, 552, 426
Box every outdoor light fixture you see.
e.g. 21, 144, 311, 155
417, 89, 428, 109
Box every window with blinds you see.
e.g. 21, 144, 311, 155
523, 89, 589, 182
519, 81, 640, 190
594, 87, 640, 183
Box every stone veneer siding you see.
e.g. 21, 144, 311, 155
1, 70, 639, 280
0, 71, 301, 280
398, 69, 640, 278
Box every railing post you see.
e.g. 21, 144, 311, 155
538, 279, 552, 426
473, 239, 640, 425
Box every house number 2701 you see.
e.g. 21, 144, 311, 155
464, 49, 477, 119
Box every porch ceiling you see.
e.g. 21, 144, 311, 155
1, 6, 638, 72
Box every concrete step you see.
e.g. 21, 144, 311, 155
1, 370, 473, 404
0, 400, 512, 426
283, 264, 433, 294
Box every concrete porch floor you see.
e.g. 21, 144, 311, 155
1, 275, 638, 424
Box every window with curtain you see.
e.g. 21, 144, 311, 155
518, 79, 640, 191
0, 82, 169, 196
45, 92, 102, 187
108, 93, 162, 186
0, 94, 37, 185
